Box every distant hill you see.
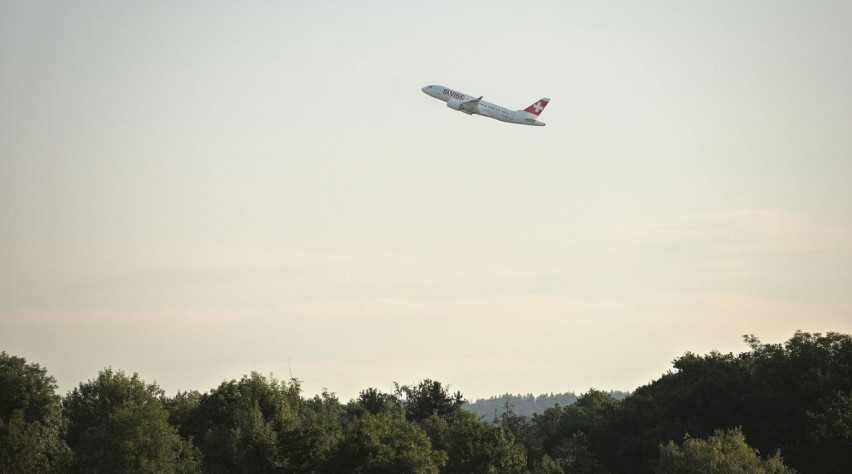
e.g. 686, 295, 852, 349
463, 390, 631, 419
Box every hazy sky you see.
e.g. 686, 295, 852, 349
2, 0, 851, 401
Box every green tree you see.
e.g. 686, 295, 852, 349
294, 390, 344, 472
741, 331, 852, 472
656, 428, 796, 474
355, 388, 400, 416
333, 409, 445, 473
181, 372, 300, 473
804, 390, 852, 472
163, 390, 202, 434
72, 402, 199, 473
395, 380, 464, 423
602, 350, 754, 473
180, 372, 345, 473
499, 408, 536, 468
63, 368, 199, 473
533, 455, 565, 474
530, 389, 619, 470
393, 380, 526, 473
422, 410, 527, 474
548, 432, 610, 474
0, 352, 70, 473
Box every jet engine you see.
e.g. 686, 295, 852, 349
446, 99, 464, 111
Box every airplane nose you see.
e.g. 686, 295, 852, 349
421, 86, 428, 94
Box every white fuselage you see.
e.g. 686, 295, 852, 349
421, 85, 546, 126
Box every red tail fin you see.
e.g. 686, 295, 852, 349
522, 98, 550, 116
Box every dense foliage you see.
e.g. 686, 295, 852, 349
2, 330, 851, 473
656, 428, 795, 474
0, 352, 70, 473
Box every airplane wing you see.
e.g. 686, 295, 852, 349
460, 96, 483, 113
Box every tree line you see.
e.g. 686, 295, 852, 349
464, 390, 630, 419
2, 330, 851, 473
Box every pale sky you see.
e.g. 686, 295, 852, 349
2, 0, 851, 401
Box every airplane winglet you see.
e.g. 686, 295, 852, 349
457, 96, 483, 114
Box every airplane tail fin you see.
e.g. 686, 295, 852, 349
521, 98, 550, 116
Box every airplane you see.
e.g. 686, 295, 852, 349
421, 84, 550, 126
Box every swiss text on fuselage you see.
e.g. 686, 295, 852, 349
442, 89, 466, 100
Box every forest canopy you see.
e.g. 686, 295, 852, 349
2, 330, 851, 473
